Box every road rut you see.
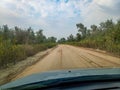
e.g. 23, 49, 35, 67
13, 45, 120, 80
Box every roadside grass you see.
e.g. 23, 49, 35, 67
65, 41, 120, 57
0, 41, 57, 69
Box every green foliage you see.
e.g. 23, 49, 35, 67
68, 19, 120, 56
0, 42, 56, 69
36, 29, 47, 44
76, 33, 82, 41
0, 41, 26, 68
0, 25, 57, 69
67, 34, 75, 42
58, 38, 66, 43
76, 23, 87, 38
47, 37, 57, 43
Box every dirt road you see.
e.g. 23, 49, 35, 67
14, 45, 120, 80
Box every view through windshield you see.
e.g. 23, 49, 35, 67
0, 0, 120, 88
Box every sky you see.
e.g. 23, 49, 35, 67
0, 0, 120, 39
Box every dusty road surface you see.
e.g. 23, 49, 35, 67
14, 45, 120, 80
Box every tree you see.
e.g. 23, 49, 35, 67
117, 19, 120, 25
86, 29, 91, 36
26, 27, 35, 44
3, 25, 9, 40
36, 29, 46, 43
58, 38, 66, 43
76, 23, 87, 38
100, 19, 114, 31
47, 36, 57, 43
14, 26, 28, 44
30, 30, 35, 43
67, 34, 75, 42
90, 25, 98, 34
76, 33, 81, 41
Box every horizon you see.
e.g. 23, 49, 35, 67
0, 0, 120, 39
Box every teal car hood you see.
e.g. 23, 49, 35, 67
1, 68, 120, 90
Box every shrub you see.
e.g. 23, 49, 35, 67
0, 41, 56, 69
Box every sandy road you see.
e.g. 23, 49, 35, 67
14, 45, 120, 80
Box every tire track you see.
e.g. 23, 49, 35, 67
87, 52, 120, 66
66, 46, 103, 68
66, 45, 119, 68
12, 45, 120, 81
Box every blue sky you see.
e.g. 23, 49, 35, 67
0, 0, 120, 39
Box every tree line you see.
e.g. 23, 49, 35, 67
0, 25, 57, 44
0, 25, 57, 69
58, 19, 120, 56
0, 19, 120, 69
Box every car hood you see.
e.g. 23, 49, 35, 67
1, 68, 120, 89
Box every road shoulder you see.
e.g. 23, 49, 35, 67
0, 46, 57, 86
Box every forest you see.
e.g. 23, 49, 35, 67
58, 19, 120, 56
0, 19, 120, 69
0, 26, 57, 69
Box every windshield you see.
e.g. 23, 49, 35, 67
0, 0, 120, 89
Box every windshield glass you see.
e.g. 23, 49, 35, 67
0, 0, 120, 88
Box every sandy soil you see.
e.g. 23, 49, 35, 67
13, 45, 120, 80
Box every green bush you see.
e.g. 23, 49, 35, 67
23, 45, 35, 57
0, 42, 26, 69
0, 41, 56, 69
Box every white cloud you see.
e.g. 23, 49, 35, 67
0, 0, 119, 38
80, 0, 120, 27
